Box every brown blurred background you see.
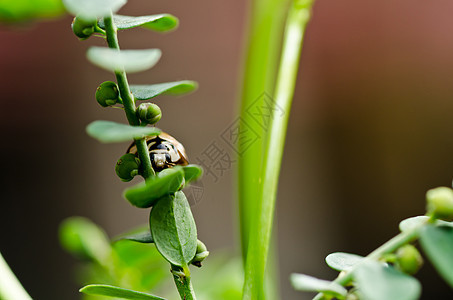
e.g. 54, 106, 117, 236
1, 0, 453, 299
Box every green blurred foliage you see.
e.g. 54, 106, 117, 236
59, 217, 242, 300
0, 0, 65, 23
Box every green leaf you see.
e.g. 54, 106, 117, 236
438, 219, 453, 227
86, 120, 161, 143
150, 191, 197, 267
399, 216, 453, 232
114, 228, 154, 243
124, 167, 185, 208
98, 14, 178, 32
353, 260, 421, 300
59, 217, 111, 264
399, 216, 429, 232
290, 274, 347, 298
419, 225, 453, 288
63, 0, 126, 20
325, 252, 363, 272
183, 165, 203, 184
87, 47, 161, 73
113, 239, 164, 268
80, 284, 165, 300
130, 81, 198, 100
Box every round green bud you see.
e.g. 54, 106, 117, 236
395, 245, 423, 275
96, 81, 120, 107
191, 240, 209, 267
426, 186, 453, 221
71, 16, 96, 40
196, 239, 208, 253
137, 103, 162, 125
116, 153, 140, 182
346, 293, 360, 300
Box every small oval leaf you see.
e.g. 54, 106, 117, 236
399, 216, 453, 232
114, 228, 154, 244
436, 219, 453, 227
63, 0, 126, 20
420, 225, 453, 288
325, 252, 363, 271
87, 47, 162, 73
59, 217, 111, 264
399, 216, 429, 232
123, 167, 184, 208
86, 121, 161, 143
290, 274, 347, 298
80, 284, 165, 300
98, 14, 178, 32
130, 81, 198, 100
150, 191, 197, 267
353, 260, 421, 300
183, 165, 203, 184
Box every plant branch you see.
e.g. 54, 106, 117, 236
312, 226, 422, 300
242, 1, 313, 299
0, 252, 32, 300
104, 13, 196, 300
103, 14, 155, 179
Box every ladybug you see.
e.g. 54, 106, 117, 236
127, 132, 189, 172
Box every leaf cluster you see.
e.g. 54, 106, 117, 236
291, 187, 453, 300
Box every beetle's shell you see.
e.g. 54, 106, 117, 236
127, 132, 188, 172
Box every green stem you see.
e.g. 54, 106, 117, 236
238, 0, 290, 262
103, 14, 154, 179
0, 252, 32, 300
312, 226, 422, 300
242, 1, 313, 299
171, 265, 196, 300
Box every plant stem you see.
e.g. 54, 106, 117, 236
312, 226, 422, 300
242, 1, 313, 299
0, 252, 32, 300
238, 0, 290, 262
172, 265, 196, 300
103, 14, 154, 179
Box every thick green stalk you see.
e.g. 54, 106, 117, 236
312, 226, 422, 300
103, 14, 154, 179
238, 0, 290, 261
0, 252, 32, 300
242, 1, 313, 299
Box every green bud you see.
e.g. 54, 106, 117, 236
71, 16, 96, 40
137, 103, 162, 125
426, 186, 453, 221
191, 239, 209, 267
96, 81, 120, 107
116, 153, 140, 182
346, 293, 360, 300
196, 239, 208, 253
395, 245, 423, 275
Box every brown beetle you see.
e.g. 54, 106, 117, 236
127, 132, 188, 172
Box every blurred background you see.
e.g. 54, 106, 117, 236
1, 0, 453, 299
